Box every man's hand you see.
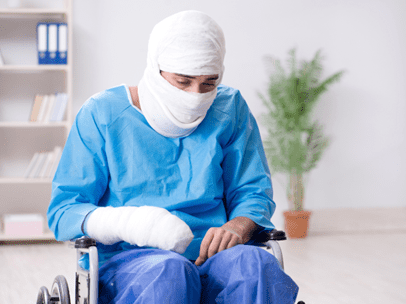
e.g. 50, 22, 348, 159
86, 206, 194, 254
195, 216, 257, 266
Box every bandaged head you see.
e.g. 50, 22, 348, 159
138, 10, 226, 138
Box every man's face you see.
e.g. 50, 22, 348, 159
160, 71, 219, 94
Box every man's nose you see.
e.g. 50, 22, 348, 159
188, 83, 205, 94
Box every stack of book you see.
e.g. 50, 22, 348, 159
29, 93, 68, 123
24, 146, 63, 179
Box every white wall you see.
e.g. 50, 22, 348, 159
70, 0, 406, 227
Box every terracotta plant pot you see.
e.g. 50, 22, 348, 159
283, 210, 312, 239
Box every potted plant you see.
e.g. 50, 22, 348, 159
259, 48, 345, 238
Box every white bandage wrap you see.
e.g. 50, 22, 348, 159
86, 206, 194, 254
138, 10, 226, 138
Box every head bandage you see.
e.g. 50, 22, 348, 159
138, 10, 226, 138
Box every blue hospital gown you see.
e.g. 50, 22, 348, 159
47, 84, 276, 264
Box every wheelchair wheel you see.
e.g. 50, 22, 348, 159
50, 275, 71, 304
36, 286, 50, 304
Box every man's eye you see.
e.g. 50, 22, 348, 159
176, 80, 190, 85
203, 83, 215, 86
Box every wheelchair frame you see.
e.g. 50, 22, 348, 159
37, 230, 302, 304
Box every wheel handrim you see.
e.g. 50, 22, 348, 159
36, 286, 50, 304
51, 275, 71, 304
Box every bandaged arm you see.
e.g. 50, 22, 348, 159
85, 206, 194, 254
47, 102, 193, 254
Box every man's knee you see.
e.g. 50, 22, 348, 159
99, 250, 201, 303
199, 245, 298, 303
148, 251, 200, 281
200, 244, 281, 279
219, 244, 277, 264
145, 252, 201, 303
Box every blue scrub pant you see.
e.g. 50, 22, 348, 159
98, 245, 298, 303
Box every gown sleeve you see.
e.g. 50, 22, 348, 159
221, 91, 276, 231
47, 100, 108, 241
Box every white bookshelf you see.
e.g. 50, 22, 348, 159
0, 231, 55, 242
0, 64, 70, 71
0, 177, 52, 184
0, 0, 72, 241
0, 121, 69, 127
0, 8, 68, 15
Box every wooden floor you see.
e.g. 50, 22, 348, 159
1, 232, 405, 303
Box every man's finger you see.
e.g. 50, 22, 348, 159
195, 256, 204, 266
226, 234, 240, 249
207, 231, 224, 258
218, 231, 233, 253
195, 228, 215, 266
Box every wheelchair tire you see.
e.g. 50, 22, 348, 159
50, 275, 71, 304
36, 286, 50, 304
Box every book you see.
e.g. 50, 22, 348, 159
50, 93, 68, 122
48, 23, 58, 65
37, 23, 48, 64
56, 93, 68, 121
24, 153, 40, 178
43, 94, 56, 123
29, 95, 44, 122
36, 95, 49, 122
38, 152, 54, 178
0, 48, 4, 66
30, 152, 47, 178
48, 146, 63, 178
57, 23, 68, 64
42, 151, 56, 178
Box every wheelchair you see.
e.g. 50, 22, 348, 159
36, 229, 304, 304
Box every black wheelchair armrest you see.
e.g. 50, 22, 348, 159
267, 229, 287, 241
252, 229, 287, 243
74, 236, 97, 249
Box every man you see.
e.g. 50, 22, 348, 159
48, 10, 298, 303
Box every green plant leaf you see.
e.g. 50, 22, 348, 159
259, 48, 345, 210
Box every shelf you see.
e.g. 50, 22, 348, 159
0, 8, 68, 16
0, 178, 52, 184
0, 65, 69, 72
0, 231, 56, 242
0, 121, 69, 128
0, 1, 72, 243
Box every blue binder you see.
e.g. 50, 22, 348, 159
37, 22, 68, 65
37, 23, 48, 64
56, 23, 68, 64
47, 23, 58, 64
